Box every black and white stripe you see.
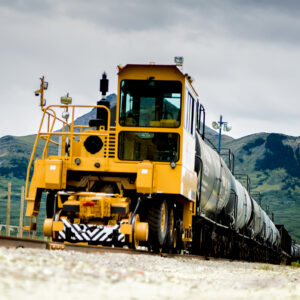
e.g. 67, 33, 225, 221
58, 218, 125, 243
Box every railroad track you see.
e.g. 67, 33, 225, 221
0, 235, 145, 255
0, 235, 223, 262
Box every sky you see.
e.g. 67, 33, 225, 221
0, 0, 300, 139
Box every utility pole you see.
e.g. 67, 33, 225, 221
212, 115, 232, 154
6, 182, 11, 236
18, 186, 25, 238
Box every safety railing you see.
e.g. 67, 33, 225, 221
25, 104, 113, 200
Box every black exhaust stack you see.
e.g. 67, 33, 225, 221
90, 72, 110, 129
97, 72, 110, 122
99, 72, 109, 97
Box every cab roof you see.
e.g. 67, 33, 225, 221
118, 64, 198, 97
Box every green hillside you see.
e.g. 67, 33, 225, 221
0, 97, 299, 242
219, 132, 300, 242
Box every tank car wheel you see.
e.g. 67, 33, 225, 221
148, 199, 168, 248
198, 227, 205, 255
191, 221, 202, 255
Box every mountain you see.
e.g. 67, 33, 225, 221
0, 93, 300, 242
72, 93, 117, 127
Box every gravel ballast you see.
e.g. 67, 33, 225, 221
0, 247, 300, 300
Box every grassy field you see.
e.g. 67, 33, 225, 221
0, 178, 46, 238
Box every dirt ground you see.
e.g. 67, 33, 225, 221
0, 247, 299, 300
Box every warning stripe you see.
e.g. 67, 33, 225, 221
58, 219, 124, 244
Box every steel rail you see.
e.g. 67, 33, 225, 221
0, 236, 48, 249
0, 236, 286, 264
0, 236, 211, 261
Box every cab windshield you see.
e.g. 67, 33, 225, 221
118, 132, 180, 162
119, 80, 182, 128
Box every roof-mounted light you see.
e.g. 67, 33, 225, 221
174, 56, 184, 66
34, 76, 48, 111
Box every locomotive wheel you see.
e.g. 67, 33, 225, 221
167, 206, 175, 248
129, 214, 140, 250
163, 204, 175, 252
174, 219, 183, 254
51, 210, 62, 242
148, 199, 168, 247
46, 191, 56, 218
173, 227, 177, 250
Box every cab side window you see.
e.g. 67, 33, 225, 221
184, 91, 196, 136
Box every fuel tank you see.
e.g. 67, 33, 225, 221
291, 244, 300, 258
199, 138, 231, 217
233, 180, 252, 230
262, 210, 271, 243
273, 225, 281, 248
269, 221, 280, 247
248, 198, 263, 238
224, 174, 237, 225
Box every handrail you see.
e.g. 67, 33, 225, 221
25, 104, 112, 199
40, 135, 59, 146
38, 131, 110, 136
44, 108, 70, 128
42, 108, 58, 159
25, 109, 48, 199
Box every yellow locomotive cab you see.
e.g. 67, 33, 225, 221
24, 63, 198, 251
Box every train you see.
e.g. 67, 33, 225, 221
291, 243, 300, 262
24, 60, 295, 263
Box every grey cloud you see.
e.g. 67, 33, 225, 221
2, 0, 300, 45
1, 0, 300, 138
66, 0, 300, 45
177, 0, 300, 45
0, 0, 54, 15
0, 0, 180, 31
62, 0, 180, 32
